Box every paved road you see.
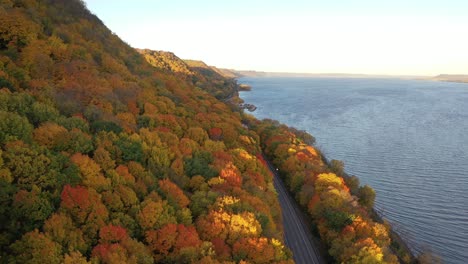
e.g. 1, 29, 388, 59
265, 156, 326, 264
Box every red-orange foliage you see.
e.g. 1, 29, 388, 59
296, 151, 309, 162
146, 224, 177, 256
255, 154, 270, 173
156, 127, 171, 133
307, 194, 321, 214
245, 170, 267, 190
158, 179, 189, 208
60, 185, 108, 225
209, 127, 223, 141
232, 237, 276, 263
143, 102, 158, 116
211, 238, 232, 260
61, 185, 91, 212
145, 224, 201, 258
178, 138, 198, 156
304, 146, 318, 158
155, 114, 182, 136
115, 165, 136, 185
99, 225, 128, 244
175, 224, 202, 250
196, 210, 229, 242
92, 243, 126, 263
212, 151, 233, 170
194, 113, 209, 126
219, 162, 242, 188
127, 101, 140, 115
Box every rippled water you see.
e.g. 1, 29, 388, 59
239, 77, 468, 264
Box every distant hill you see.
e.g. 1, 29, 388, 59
135, 50, 240, 81
216, 68, 243, 79
433, 74, 468, 83
232, 70, 426, 79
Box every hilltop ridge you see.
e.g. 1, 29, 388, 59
137, 49, 194, 76
138, 49, 241, 101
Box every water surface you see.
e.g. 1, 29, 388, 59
239, 77, 468, 264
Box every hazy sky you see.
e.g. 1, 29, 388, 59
84, 0, 468, 75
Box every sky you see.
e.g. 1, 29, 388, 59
83, 0, 468, 76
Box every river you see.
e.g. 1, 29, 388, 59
239, 77, 468, 264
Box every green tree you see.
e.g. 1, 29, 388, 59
185, 127, 208, 145
0, 111, 33, 143
0, 178, 16, 254
358, 185, 376, 209
11, 188, 54, 233
184, 151, 217, 179
43, 213, 88, 254
57, 116, 90, 132
345, 175, 360, 195
91, 121, 123, 134
145, 145, 173, 175
115, 135, 143, 163
2, 142, 59, 191
10, 230, 63, 264
330, 159, 345, 176
189, 190, 218, 218
0, 92, 34, 115
93, 147, 116, 171
29, 102, 60, 125
60, 128, 94, 154
137, 200, 177, 230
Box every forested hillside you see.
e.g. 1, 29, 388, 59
0, 1, 291, 263
0, 0, 409, 263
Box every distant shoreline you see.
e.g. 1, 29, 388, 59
226, 69, 468, 84
432, 74, 468, 84
236, 73, 468, 86
231, 70, 429, 80
434, 79, 468, 84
